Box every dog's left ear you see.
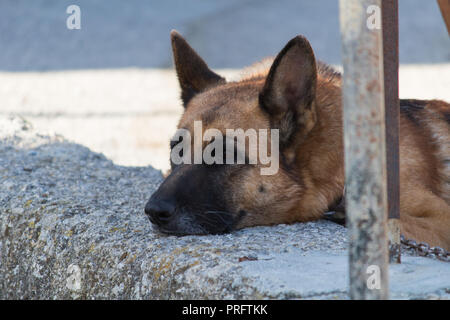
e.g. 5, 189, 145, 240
171, 30, 225, 107
259, 35, 317, 157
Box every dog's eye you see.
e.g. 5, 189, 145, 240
200, 138, 226, 166
224, 138, 250, 164
204, 138, 239, 165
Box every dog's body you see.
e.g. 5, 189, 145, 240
145, 31, 450, 250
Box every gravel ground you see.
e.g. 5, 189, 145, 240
1, 116, 449, 299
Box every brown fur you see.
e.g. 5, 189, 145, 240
146, 31, 450, 250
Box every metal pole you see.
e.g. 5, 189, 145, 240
382, 0, 401, 264
339, 0, 389, 299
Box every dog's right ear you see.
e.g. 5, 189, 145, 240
171, 30, 225, 107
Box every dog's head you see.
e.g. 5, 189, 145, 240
145, 31, 320, 235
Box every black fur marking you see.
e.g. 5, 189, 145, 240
444, 112, 450, 124
317, 60, 341, 81
400, 99, 426, 126
171, 31, 225, 107
181, 86, 197, 108
147, 163, 236, 235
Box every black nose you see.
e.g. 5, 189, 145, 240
145, 199, 175, 225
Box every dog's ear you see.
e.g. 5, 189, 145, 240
259, 35, 317, 160
171, 30, 225, 107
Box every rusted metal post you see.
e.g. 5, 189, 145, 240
339, 0, 389, 299
382, 0, 401, 264
438, 0, 450, 35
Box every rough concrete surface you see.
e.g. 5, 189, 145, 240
1, 116, 449, 300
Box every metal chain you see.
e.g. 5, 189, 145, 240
400, 235, 450, 262
328, 189, 449, 263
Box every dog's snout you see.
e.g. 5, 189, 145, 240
145, 199, 175, 225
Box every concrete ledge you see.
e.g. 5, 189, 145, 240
1, 116, 449, 299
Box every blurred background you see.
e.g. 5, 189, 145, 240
1, 0, 449, 172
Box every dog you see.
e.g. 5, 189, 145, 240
145, 30, 450, 250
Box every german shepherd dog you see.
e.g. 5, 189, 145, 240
145, 31, 450, 250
